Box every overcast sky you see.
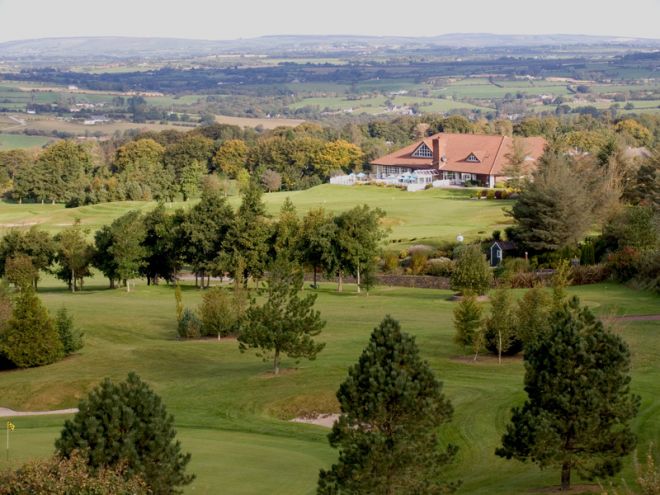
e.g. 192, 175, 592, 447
0, 0, 658, 42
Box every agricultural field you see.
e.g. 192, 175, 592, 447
0, 133, 54, 150
289, 93, 491, 115
4, 114, 196, 136
214, 114, 305, 129
0, 276, 657, 494
0, 185, 513, 246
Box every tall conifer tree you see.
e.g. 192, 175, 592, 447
496, 297, 640, 491
318, 316, 459, 494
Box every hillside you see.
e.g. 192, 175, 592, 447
1, 33, 658, 60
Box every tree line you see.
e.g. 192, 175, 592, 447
0, 181, 387, 294
1, 112, 656, 206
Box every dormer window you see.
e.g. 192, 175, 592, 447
466, 153, 480, 162
412, 143, 433, 158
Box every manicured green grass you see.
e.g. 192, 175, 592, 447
0, 133, 54, 150
0, 185, 512, 246
0, 279, 657, 494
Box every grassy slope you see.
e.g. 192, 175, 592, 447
0, 278, 657, 494
0, 185, 511, 246
0, 187, 656, 493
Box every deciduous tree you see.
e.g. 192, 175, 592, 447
213, 139, 248, 178
108, 211, 147, 292
484, 289, 520, 363
453, 293, 483, 353
450, 244, 492, 295
54, 221, 93, 292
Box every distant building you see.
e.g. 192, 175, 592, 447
370, 132, 546, 188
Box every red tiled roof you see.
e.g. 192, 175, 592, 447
371, 132, 547, 176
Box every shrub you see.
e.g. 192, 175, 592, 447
426, 257, 454, 277
607, 246, 641, 282
56, 373, 194, 494
580, 242, 596, 266
633, 249, 660, 294
410, 251, 429, 275
55, 307, 83, 356
633, 443, 660, 495
504, 271, 543, 289
381, 251, 399, 273
177, 308, 201, 339
486, 189, 496, 200
5, 254, 37, 290
0, 451, 150, 495
199, 287, 240, 338
498, 257, 530, 283
569, 264, 610, 285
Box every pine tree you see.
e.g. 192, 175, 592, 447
56, 372, 194, 495
54, 307, 83, 356
450, 244, 492, 296
508, 153, 594, 252
453, 293, 483, 352
271, 197, 301, 262
0, 289, 63, 368
496, 297, 640, 491
318, 316, 459, 495
238, 259, 325, 374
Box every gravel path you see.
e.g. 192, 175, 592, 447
0, 407, 78, 417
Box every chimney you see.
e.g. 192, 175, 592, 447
432, 137, 440, 168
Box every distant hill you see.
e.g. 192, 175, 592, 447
0, 33, 658, 60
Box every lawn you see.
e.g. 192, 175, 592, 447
0, 185, 656, 494
0, 278, 657, 495
0, 185, 512, 247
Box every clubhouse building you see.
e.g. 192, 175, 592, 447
370, 132, 546, 188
